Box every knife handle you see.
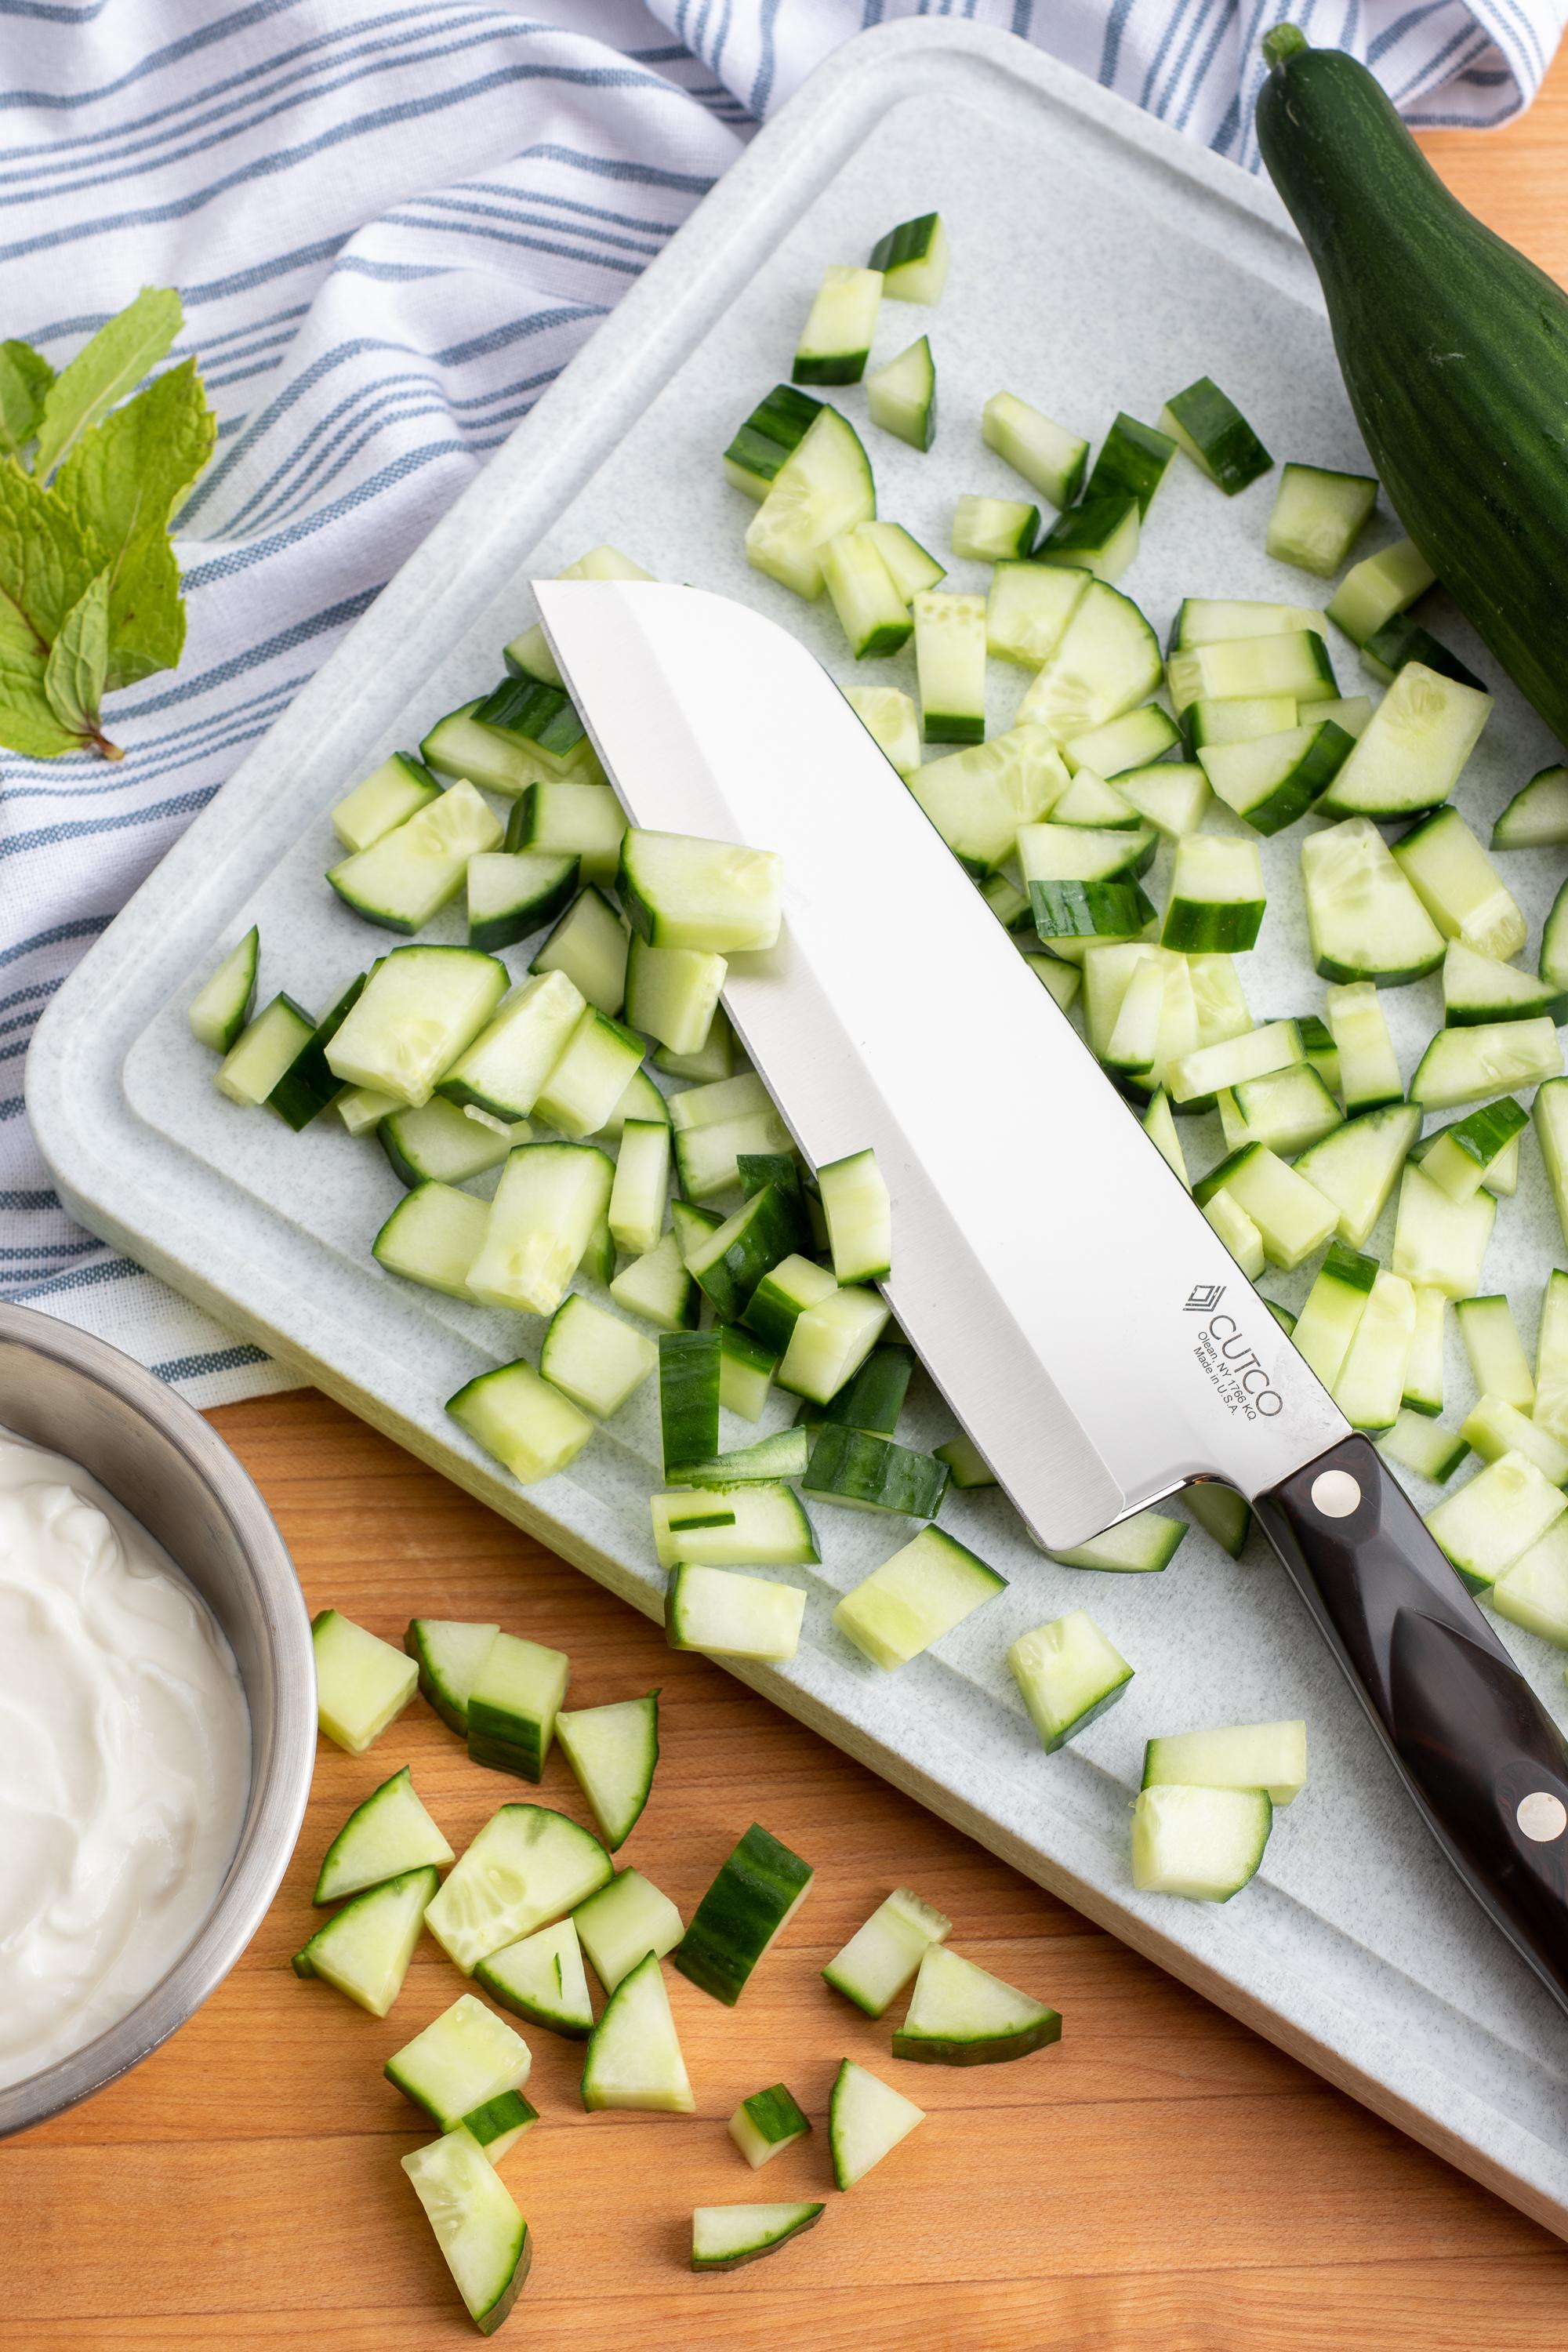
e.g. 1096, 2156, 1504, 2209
1255, 1433, 1568, 2012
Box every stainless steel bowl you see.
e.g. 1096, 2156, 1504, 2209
0, 1301, 315, 2136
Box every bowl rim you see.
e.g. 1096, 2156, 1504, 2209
0, 1301, 315, 2138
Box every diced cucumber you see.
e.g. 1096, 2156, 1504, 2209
1199, 720, 1352, 836
1062, 703, 1181, 779
863, 334, 937, 453
793, 263, 882, 387
1158, 376, 1272, 494
982, 389, 1087, 508
475, 1915, 594, 2038
401, 2125, 529, 2334
1169, 597, 1319, 649
912, 724, 1070, 871
829, 2060, 924, 2189
1536, 1269, 1568, 1448
723, 382, 825, 500
1143, 1087, 1190, 1186
913, 590, 986, 745
1168, 1017, 1301, 1106
332, 753, 441, 855
1203, 1188, 1264, 1278
1318, 693, 1374, 738
419, 701, 563, 798
1167, 630, 1337, 714
329, 780, 504, 932
797, 1342, 913, 1438
1361, 615, 1483, 691
860, 519, 945, 602
1290, 1241, 1377, 1388
1494, 765, 1568, 851
529, 886, 630, 1017
327, 945, 507, 1109
1186, 692, 1298, 750
686, 1186, 805, 1327
259, 974, 363, 1130
1397, 808, 1528, 967
816, 1145, 891, 1283
1379, 1408, 1469, 1484
1318, 662, 1492, 820
466, 1632, 570, 1784
1294, 1102, 1419, 1247
728, 2082, 813, 2168
574, 1867, 684, 1993
426, 1804, 612, 1974
609, 1231, 698, 1332
459, 2087, 539, 2165
952, 493, 1037, 563
1196, 1142, 1338, 1269
670, 1070, 795, 1201
655, 1008, 736, 1087
1456, 1293, 1534, 1412
189, 926, 259, 1053
674, 1822, 813, 2006
833, 1525, 1005, 1668
405, 1617, 499, 1739
718, 1322, 779, 1420
664, 1562, 808, 1662
985, 560, 1087, 669
1162, 833, 1267, 954
377, 1099, 507, 1191
464, 1142, 613, 1316
821, 526, 913, 655
1008, 1610, 1132, 1752
386, 1991, 532, 2136
1392, 1163, 1494, 1299
745, 405, 875, 601
803, 1426, 948, 1518
446, 1356, 595, 1486
659, 1327, 720, 1472
1187, 1482, 1252, 1555
1425, 1450, 1567, 1592
215, 993, 315, 1109
1052, 766, 1138, 827
470, 677, 586, 773
549, 1693, 659, 1853
822, 1886, 951, 2016
1410, 1017, 1562, 1111
464, 851, 577, 956
1220, 1064, 1341, 1157
1301, 816, 1444, 985
1403, 1283, 1447, 1415
581, 1946, 694, 2111
741, 1251, 836, 1352
1143, 1719, 1305, 1806
1320, 981, 1399, 1115
844, 683, 921, 775
1443, 939, 1566, 1027
311, 1608, 417, 1755
624, 935, 725, 1058
337, 1083, 401, 1134
314, 1765, 453, 1905
619, 828, 782, 958
604, 1120, 670, 1261
533, 1006, 644, 1140
1333, 1269, 1415, 1432
1116, 761, 1211, 838
1490, 1523, 1568, 1646
892, 1944, 1061, 2067
1035, 495, 1140, 586
650, 1482, 819, 1569
1265, 462, 1377, 575
507, 780, 625, 888
1326, 535, 1436, 644
1047, 1508, 1187, 1572
777, 1284, 891, 1404
691, 2204, 824, 2273
869, 210, 949, 300
506, 546, 653, 681
674, 1432, 814, 1491
1132, 1784, 1271, 1900
438, 970, 586, 1125
292, 1864, 436, 2015
1461, 1395, 1568, 1486
1084, 411, 1176, 516
1537, 1080, 1568, 1256
1018, 579, 1162, 742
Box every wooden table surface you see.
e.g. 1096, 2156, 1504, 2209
11, 56, 1568, 2352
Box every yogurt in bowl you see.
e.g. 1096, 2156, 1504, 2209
0, 1428, 251, 2090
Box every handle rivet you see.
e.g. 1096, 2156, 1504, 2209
1311, 1468, 1362, 1519
1517, 1792, 1567, 1842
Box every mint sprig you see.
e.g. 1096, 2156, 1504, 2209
0, 287, 214, 760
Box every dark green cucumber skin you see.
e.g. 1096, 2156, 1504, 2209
1241, 719, 1355, 837
267, 976, 363, 1130
796, 1343, 913, 1436
1362, 615, 1484, 693
801, 1425, 949, 1518
469, 856, 580, 954
691, 1184, 806, 1323
473, 676, 585, 761
868, 213, 938, 272
468, 1717, 548, 1782
1256, 42, 1568, 750
891, 2008, 1062, 2067
404, 1623, 470, 1736
1084, 413, 1175, 517
1031, 879, 1154, 942
673, 1823, 813, 2005
1166, 378, 1271, 493
1036, 494, 1136, 563
691, 2206, 824, 2271
659, 1329, 721, 1475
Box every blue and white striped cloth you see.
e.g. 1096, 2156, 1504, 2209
2, 0, 1560, 1407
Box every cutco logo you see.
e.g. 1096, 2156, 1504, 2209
1186, 1290, 1283, 1420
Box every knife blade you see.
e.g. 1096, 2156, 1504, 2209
542, 575, 1568, 2016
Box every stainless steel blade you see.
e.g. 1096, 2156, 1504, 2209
540, 579, 1347, 1548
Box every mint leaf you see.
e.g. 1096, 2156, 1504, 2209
0, 605, 83, 757
104, 527, 184, 693
44, 569, 112, 750
0, 461, 100, 648
56, 356, 215, 553
32, 286, 182, 482
0, 339, 54, 460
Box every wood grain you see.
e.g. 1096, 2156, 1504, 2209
9, 53, 1568, 2349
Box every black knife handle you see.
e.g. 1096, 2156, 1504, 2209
1255, 1433, 1568, 2011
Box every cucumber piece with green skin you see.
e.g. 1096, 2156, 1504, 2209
1018, 577, 1163, 742
539, 1295, 657, 1421
1196, 1142, 1338, 1269
315, 1765, 454, 1904
654, 1004, 736, 1083
189, 926, 259, 1053
985, 560, 1088, 670
292, 1864, 437, 2014
1169, 1018, 1301, 1107
1301, 816, 1444, 986
1393, 806, 1526, 963
1379, 1409, 1469, 1484
470, 677, 586, 771
386, 1991, 532, 2132
1461, 1395, 1568, 1486
911, 724, 1071, 873
1131, 1785, 1272, 1900
934, 1432, 996, 1483
1018, 822, 1156, 891
1290, 1241, 1377, 1390
723, 382, 824, 499
1392, 1163, 1494, 1299
328, 780, 507, 935
659, 1329, 720, 1474
1265, 461, 1377, 575
1425, 1450, 1567, 1592
405, 1617, 499, 1738
868, 210, 949, 300
822, 1886, 952, 2016
1008, 1610, 1133, 1752
459, 2087, 539, 2165
507, 780, 625, 888
1169, 597, 1319, 650
1539, 1080, 1568, 1260
793, 263, 882, 387
1116, 761, 1211, 839
1494, 765, 1568, 851
465, 1141, 614, 1316
745, 404, 876, 601
419, 698, 588, 797
1490, 1523, 1568, 1646
215, 993, 315, 1107
528, 885, 630, 1016
675, 1823, 815, 2006
1293, 1102, 1420, 1248
859, 520, 946, 601
607, 1118, 670, 1260
619, 828, 782, 956
466, 850, 579, 954
1203, 1189, 1264, 1279
1318, 693, 1374, 738
651, 1482, 819, 1570
1455, 1294, 1534, 1412
1047, 1509, 1187, 1572
1410, 1017, 1562, 1111
1402, 1283, 1447, 1415
1323, 980, 1403, 1115
818, 1145, 891, 1283
379, 1097, 514, 1189
729, 2082, 813, 2168
401, 2124, 531, 2334
532, 1006, 646, 1139
445, 1357, 596, 1486
1035, 495, 1140, 586
718, 1321, 778, 1419
1361, 613, 1484, 691
312, 1608, 418, 1755
338, 1083, 401, 1134
260, 973, 361, 1129
426, 1804, 613, 1974
1084, 411, 1176, 517
829, 2060, 924, 2189
844, 682, 921, 775
575, 1867, 684, 1993
1167, 630, 1337, 714
1162, 833, 1266, 954
624, 934, 725, 1058
332, 753, 441, 855
982, 390, 1087, 508
1046, 768, 1137, 828
913, 590, 986, 744
893, 1944, 1062, 2067
692, 2203, 826, 2270
796, 1344, 913, 1437
466, 1632, 570, 1784
474, 1915, 594, 2038
1295, 1011, 1341, 1092
1186, 1482, 1252, 1556
822, 526, 913, 655
1199, 720, 1352, 835
686, 1185, 805, 1323
1158, 376, 1272, 493
1185, 692, 1298, 750
1334, 1269, 1416, 1432
609, 1231, 699, 1331
1142, 1088, 1189, 1188
438, 970, 586, 1124
328, 945, 508, 1109
864, 336, 937, 450
670, 1428, 811, 1486
1317, 662, 1492, 821
1326, 537, 1436, 644
951, 493, 1038, 563
506, 546, 653, 681
544, 1698, 657, 1860
802, 1425, 948, 1517
1535, 1270, 1568, 1449
1063, 702, 1181, 777
1218, 1064, 1342, 1159
833, 1525, 1006, 1667
669, 1070, 796, 1202
777, 1284, 891, 1403
665, 1563, 808, 1662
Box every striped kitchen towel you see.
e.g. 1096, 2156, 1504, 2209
2, 0, 1559, 1408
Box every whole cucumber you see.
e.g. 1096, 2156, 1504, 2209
1255, 29, 1568, 750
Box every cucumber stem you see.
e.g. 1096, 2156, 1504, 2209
1262, 23, 1309, 66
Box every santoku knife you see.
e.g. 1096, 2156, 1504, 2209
539, 575, 1568, 2013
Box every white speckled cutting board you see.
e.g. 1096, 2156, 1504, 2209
30, 18, 1568, 2237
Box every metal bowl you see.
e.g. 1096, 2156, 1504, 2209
0, 1301, 314, 2136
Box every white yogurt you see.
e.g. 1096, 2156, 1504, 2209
0, 1428, 250, 2089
